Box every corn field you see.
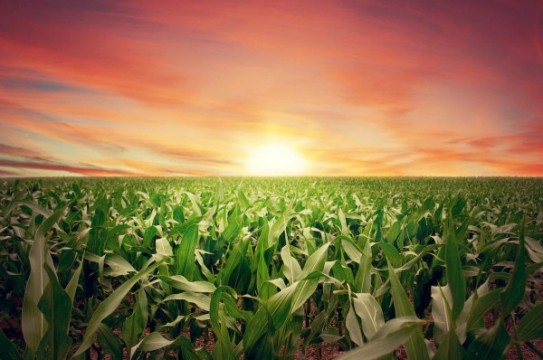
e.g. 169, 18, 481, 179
0, 177, 542, 359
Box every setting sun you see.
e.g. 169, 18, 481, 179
245, 143, 307, 176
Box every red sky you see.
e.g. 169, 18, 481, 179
1, 0, 543, 176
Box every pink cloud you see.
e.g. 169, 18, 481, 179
0, 143, 47, 160
0, 159, 135, 177
0, 0, 542, 176
0, 2, 191, 105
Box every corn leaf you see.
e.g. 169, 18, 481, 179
338, 317, 423, 360
164, 292, 211, 311
387, 261, 429, 360
0, 327, 22, 360
22, 207, 65, 355
445, 220, 466, 321
346, 304, 364, 346
130, 332, 174, 359
433, 328, 465, 360
160, 275, 215, 293
72, 261, 162, 357
465, 321, 510, 359
97, 324, 123, 359
280, 244, 302, 284
352, 293, 385, 341
431, 285, 453, 344
501, 229, 526, 315
175, 223, 199, 280
466, 289, 501, 331
516, 301, 543, 342
36, 265, 72, 360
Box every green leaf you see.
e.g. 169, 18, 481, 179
268, 213, 292, 248
346, 304, 364, 346
219, 243, 246, 291
516, 301, 543, 342
338, 208, 349, 235
222, 218, 241, 243
299, 242, 330, 279
337, 317, 422, 360
431, 285, 453, 344
175, 224, 199, 280
143, 226, 158, 249
172, 335, 202, 359
130, 332, 174, 359
280, 244, 302, 284
385, 221, 401, 244
97, 324, 123, 359
377, 243, 402, 268
160, 275, 215, 293
210, 286, 237, 360
465, 320, 510, 359
445, 220, 466, 321
22, 207, 65, 355
256, 220, 272, 298
37, 265, 72, 360
290, 277, 320, 318
466, 289, 501, 331
155, 237, 173, 258
243, 309, 269, 354
122, 314, 143, 351
136, 287, 149, 329
16, 200, 52, 218
395, 244, 440, 273
88, 208, 106, 254
245, 244, 330, 352
105, 254, 136, 277
372, 316, 425, 340
266, 281, 299, 329
164, 292, 211, 311
214, 177, 223, 211
501, 230, 526, 315
122, 291, 145, 350
173, 206, 185, 223
342, 238, 363, 264
434, 329, 465, 360
65, 255, 83, 303
525, 236, 543, 264
290, 243, 331, 312
184, 191, 202, 217
354, 239, 372, 293
72, 261, 162, 357
352, 293, 384, 341
0, 327, 22, 360
387, 261, 429, 360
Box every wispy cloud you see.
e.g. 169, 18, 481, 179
0, 143, 47, 161
0, 168, 20, 177
0, 0, 542, 176
0, 159, 135, 177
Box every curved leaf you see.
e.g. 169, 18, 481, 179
516, 301, 543, 342
338, 318, 422, 360
22, 207, 65, 355
130, 332, 174, 359
72, 261, 162, 357
387, 261, 429, 360
352, 293, 384, 341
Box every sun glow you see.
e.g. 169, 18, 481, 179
245, 143, 308, 176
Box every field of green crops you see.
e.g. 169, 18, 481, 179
1, 177, 542, 359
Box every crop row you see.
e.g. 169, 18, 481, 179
0, 177, 542, 359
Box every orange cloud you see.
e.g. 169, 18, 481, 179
0, 143, 47, 160
0, 159, 135, 177
0, 0, 542, 176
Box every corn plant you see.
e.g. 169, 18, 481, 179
0, 177, 542, 359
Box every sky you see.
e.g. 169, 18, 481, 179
1, 0, 543, 177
